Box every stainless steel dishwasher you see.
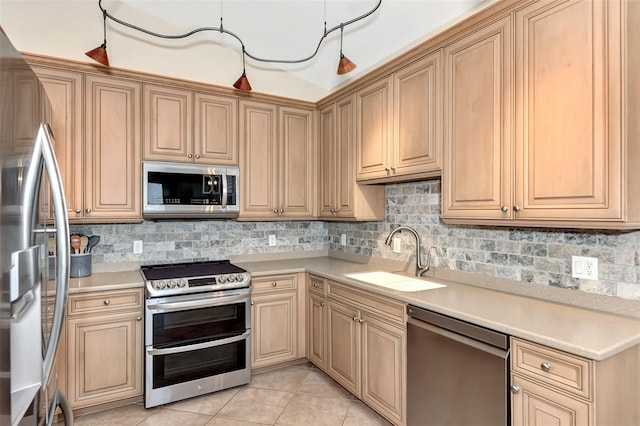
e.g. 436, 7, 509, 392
407, 305, 510, 426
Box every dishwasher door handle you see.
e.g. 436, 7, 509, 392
408, 317, 509, 360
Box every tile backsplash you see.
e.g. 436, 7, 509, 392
329, 180, 640, 301
73, 180, 640, 302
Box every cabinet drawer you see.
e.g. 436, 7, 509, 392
327, 281, 406, 326
252, 274, 297, 293
511, 338, 592, 399
68, 289, 143, 317
308, 275, 326, 295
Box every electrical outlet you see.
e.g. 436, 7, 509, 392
268, 234, 276, 246
133, 240, 143, 254
392, 237, 402, 253
341, 233, 347, 245
572, 256, 598, 280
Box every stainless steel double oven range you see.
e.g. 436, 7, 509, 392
141, 260, 251, 408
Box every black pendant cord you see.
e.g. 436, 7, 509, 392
96, 0, 381, 65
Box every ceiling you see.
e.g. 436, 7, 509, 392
117, 0, 494, 96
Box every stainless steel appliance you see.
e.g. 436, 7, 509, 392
407, 305, 510, 426
143, 161, 239, 219
0, 30, 72, 425
141, 260, 251, 408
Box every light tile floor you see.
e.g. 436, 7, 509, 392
65, 363, 392, 426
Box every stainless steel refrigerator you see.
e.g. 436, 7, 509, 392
0, 29, 73, 425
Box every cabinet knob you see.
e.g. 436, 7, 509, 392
103, 300, 110, 305
513, 205, 521, 212
501, 206, 508, 212
187, 153, 193, 158
75, 208, 81, 214
510, 385, 520, 394
250, 301, 254, 306
320, 302, 325, 307
352, 316, 358, 322
279, 209, 284, 214
313, 283, 319, 288
85, 208, 92, 214
136, 316, 142, 321
384, 167, 390, 172
390, 166, 396, 171
358, 318, 364, 324
272, 282, 277, 287
540, 362, 552, 372
273, 209, 279, 214
195, 154, 201, 159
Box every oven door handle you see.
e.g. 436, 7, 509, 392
146, 293, 249, 312
147, 330, 250, 356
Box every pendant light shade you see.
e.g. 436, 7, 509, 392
233, 72, 252, 91
85, 44, 109, 67
337, 54, 356, 75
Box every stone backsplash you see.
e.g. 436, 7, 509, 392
329, 180, 640, 301
71, 220, 328, 265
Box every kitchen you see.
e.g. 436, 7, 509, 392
2, 0, 639, 425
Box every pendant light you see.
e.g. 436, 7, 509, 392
336, 25, 356, 75
85, 7, 109, 66
233, 47, 252, 91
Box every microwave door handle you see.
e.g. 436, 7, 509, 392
146, 293, 249, 312
147, 330, 251, 356
221, 172, 228, 208
37, 124, 71, 383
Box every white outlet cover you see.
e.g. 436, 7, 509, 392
268, 235, 276, 246
393, 237, 402, 253
133, 240, 143, 254
341, 233, 347, 245
571, 256, 598, 280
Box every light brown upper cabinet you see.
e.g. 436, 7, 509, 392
320, 94, 385, 220
143, 84, 238, 165
443, 0, 640, 229
239, 100, 316, 220
34, 65, 142, 223
356, 51, 442, 184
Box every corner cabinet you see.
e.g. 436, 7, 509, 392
143, 84, 238, 165
510, 337, 640, 426
443, 0, 640, 229
356, 50, 442, 184
250, 274, 306, 369
319, 95, 385, 220
307, 275, 327, 369
239, 100, 316, 220
66, 289, 144, 410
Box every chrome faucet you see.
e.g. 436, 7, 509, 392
384, 226, 431, 277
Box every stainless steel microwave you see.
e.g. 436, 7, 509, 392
143, 161, 239, 219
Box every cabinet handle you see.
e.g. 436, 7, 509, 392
75, 208, 81, 214
501, 206, 508, 212
85, 208, 92, 214
510, 385, 520, 394
540, 362, 552, 372
320, 302, 325, 307
358, 318, 364, 323
195, 154, 201, 159
272, 282, 277, 287
279, 209, 284, 214
313, 283, 319, 288
352, 316, 358, 322
250, 301, 254, 306
390, 166, 396, 171
273, 209, 278, 214
103, 300, 110, 305
136, 316, 142, 321
513, 205, 521, 212
187, 153, 193, 158
384, 167, 390, 172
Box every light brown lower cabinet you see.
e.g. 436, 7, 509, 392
65, 289, 143, 411
323, 279, 407, 426
511, 337, 640, 426
250, 274, 306, 369
307, 275, 327, 370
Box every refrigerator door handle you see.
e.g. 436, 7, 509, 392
32, 123, 70, 384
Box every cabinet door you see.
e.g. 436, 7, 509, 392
251, 291, 298, 368
239, 100, 278, 218
307, 292, 327, 370
66, 312, 143, 409
393, 50, 442, 178
442, 17, 513, 220
514, 0, 620, 221
335, 95, 358, 218
319, 103, 336, 217
33, 67, 83, 221
327, 299, 360, 396
194, 92, 238, 165
143, 84, 192, 163
278, 106, 315, 218
84, 75, 141, 222
511, 374, 591, 426
356, 77, 392, 180
361, 314, 405, 425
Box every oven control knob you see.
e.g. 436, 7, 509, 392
167, 280, 177, 288
177, 279, 187, 288
236, 274, 245, 282
217, 275, 227, 284
154, 280, 166, 289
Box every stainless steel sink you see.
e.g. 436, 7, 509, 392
344, 271, 446, 292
